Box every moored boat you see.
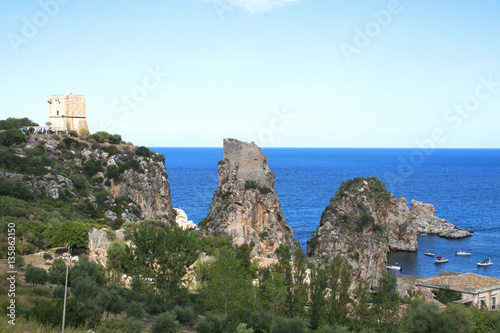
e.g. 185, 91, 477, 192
435, 256, 448, 264
478, 259, 493, 267
425, 251, 434, 257
387, 262, 402, 271
455, 251, 471, 256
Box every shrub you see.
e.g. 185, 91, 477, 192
48, 259, 67, 285
0, 128, 27, 146
106, 164, 120, 180
136, 146, 152, 157
196, 314, 222, 333
0, 178, 33, 200
173, 305, 197, 326
108, 134, 122, 144
68, 130, 78, 137
25, 264, 48, 286
42, 252, 53, 260
95, 190, 110, 205
98, 284, 126, 318
235, 323, 254, 333
71, 276, 100, 302
52, 284, 69, 298
318, 325, 351, 333
102, 317, 143, 333
127, 301, 145, 319
150, 311, 181, 333
83, 158, 103, 176
14, 253, 24, 267
79, 128, 90, 137
270, 317, 306, 333
0, 117, 38, 130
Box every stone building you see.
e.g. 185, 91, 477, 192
413, 271, 500, 311
46, 92, 89, 132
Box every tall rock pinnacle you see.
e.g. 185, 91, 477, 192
199, 139, 300, 258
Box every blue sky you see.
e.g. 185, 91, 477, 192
1, 0, 499, 147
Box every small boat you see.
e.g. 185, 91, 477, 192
455, 251, 471, 256
387, 262, 402, 271
435, 256, 449, 264
425, 251, 434, 257
478, 259, 493, 267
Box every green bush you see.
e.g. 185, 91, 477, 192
95, 190, 110, 205
101, 317, 143, 333
52, 284, 68, 298
48, 259, 67, 285
0, 128, 27, 146
149, 311, 181, 333
244, 180, 273, 195
108, 134, 122, 144
196, 314, 222, 333
68, 130, 78, 137
0, 117, 38, 130
0, 178, 33, 200
135, 146, 152, 157
87, 131, 111, 143
52, 221, 90, 248
270, 317, 306, 333
42, 253, 52, 260
173, 305, 197, 326
106, 165, 120, 180
83, 158, 103, 176
25, 264, 48, 286
79, 128, 90, 137
127, 301, 145, 319
71, 276, 100, 302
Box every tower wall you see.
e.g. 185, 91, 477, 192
47, 92, 89, 132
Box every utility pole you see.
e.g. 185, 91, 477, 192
61, 245, 69, 333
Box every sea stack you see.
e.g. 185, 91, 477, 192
307, 177, 471, 287
199, 138, 300, 258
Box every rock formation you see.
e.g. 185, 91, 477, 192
200, 139, 300, 258
307, 177, 471, 287
88, 228, 127, 267
174, 208, 197, 230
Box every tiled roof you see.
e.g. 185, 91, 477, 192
418, 273, 500, 290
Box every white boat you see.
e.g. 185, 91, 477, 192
425, 251, 434, 257
435, 256, 449, 264
478, 259, 493, 267
387, 262, 402, 271
455, 251, 471, 256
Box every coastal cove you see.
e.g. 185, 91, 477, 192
154, 147, 500, 279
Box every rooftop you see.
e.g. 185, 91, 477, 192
416, 273, 500, 291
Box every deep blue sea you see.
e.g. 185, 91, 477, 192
151, 147, 500, 279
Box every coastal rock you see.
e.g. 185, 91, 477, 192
410, 200, 472, 238
200, 139, 300, 258
88, 228, 113, 267
307, 177, 470, 288
107, 155, 175, 221
174, 208, 197, 230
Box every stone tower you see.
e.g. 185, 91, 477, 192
46, 92, 89, 132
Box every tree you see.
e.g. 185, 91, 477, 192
436, 303, 475, 333
69, 255, 106, 285
107, 239, 133, 274
48, 258, 67, 285
0, 128, 26, 147
25, 264, 48, 286
52, 221, 89, 248
132, 222, 198, 297
400, 297, 440, 333
350, 279, 373, 331
432, 287, 462, 304
149, 311, 180, 333
325, 255, 352, 326
98, 284, 125, 318
309, 266, 328, 329
203, 247, 253, 319
71, 276, 100, 303
270, 317, 306, 333
263, 270, 287, 318
371, 271, 401, 332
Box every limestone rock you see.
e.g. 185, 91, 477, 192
88, 228, 113, 267
174, 208, 197, 230
200, 139, 299, 258
307, 177, 470, 288
410, 200, 472, 238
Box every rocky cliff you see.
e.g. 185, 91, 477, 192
307, 177, 471, 287
1, 135, 175, 225
199, 139, 300, 258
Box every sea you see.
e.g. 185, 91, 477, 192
151, 147, 500, 279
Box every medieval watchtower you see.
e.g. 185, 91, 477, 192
46, 92, 89, 132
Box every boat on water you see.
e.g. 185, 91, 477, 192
387, 262, 402, 271
425, 251, 434, 257
478, 259, 493, 267
435, 256, 449, 264
455, 251, 471, 256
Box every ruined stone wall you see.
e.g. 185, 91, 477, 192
222, 138, 275, 189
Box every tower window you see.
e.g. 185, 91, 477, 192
57, 111, 59, 116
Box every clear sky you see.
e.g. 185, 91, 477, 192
1, 0, 499, 148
